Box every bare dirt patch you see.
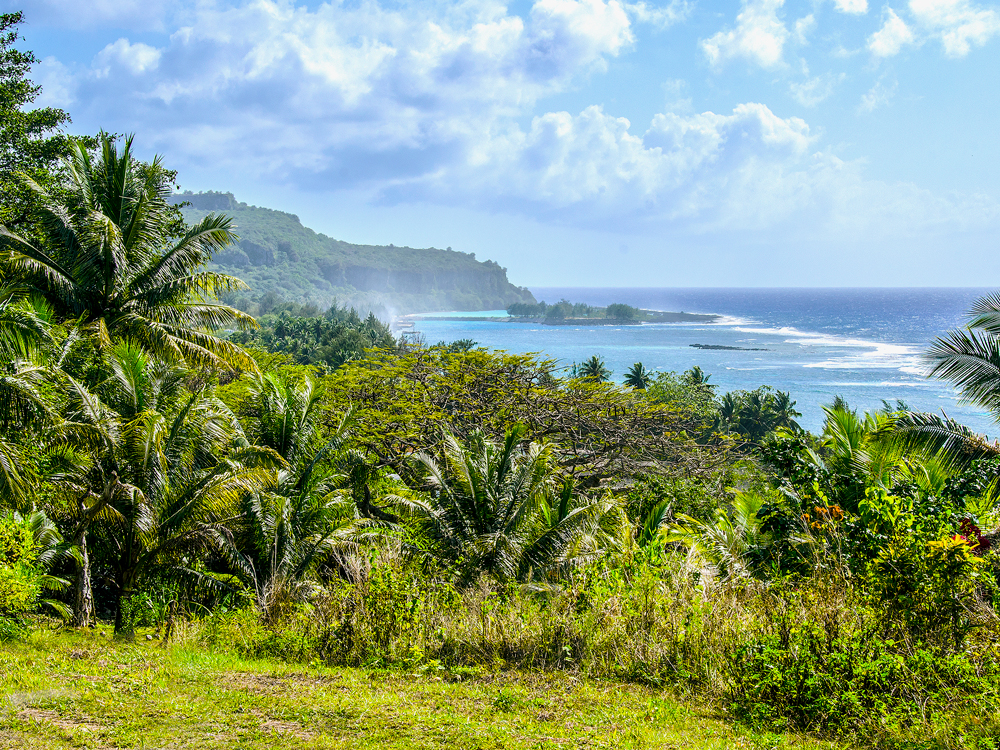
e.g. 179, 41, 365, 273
17, 708, 103, 733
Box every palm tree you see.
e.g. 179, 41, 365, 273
64, 341, 275, 637
388, 426, 611, 583
0, 285, 50, 359
866, 294, 1000, 468
683, 366, 713, 389
665, 491, 770, 581
577, 355, 611, 383
0, 133, 257, 371
229, 374, 360, 619
624, 362, 651, 389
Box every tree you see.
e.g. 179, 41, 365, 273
605, 303, 637, 320
0, 132, 258, 371
230, 373, 359, 618
624, 362, 651, 390
683, 366, 713, 390
388, 426, 611, 583
666, 490, 771, 581
0, 12, 74, 231
716, 386, 801, 443
65, 341, 274, 637
577, 355, 611, 383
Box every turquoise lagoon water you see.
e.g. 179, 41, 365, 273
405, 288, 997, 436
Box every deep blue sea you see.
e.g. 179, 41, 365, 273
405, 288, 996, 436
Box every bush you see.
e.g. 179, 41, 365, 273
0, 513, 41, 626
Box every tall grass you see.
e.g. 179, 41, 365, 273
194, 543, 1000, 750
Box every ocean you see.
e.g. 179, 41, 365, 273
404, 287, 997, 436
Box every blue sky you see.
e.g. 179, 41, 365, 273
7, 0, 1000, 286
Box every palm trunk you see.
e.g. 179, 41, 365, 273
71, 527, 94, 627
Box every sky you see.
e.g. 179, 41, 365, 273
6, 0, 1000, 287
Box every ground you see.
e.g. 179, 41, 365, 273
0, 628, 837, 750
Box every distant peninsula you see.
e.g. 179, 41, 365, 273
170, 191, 535, 315
409, 300, 721, 326
690, 343, 768, 351
506, 300, 719, 325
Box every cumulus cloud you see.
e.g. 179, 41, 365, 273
624, 0, 691, 28
909, 0, 1000, 56
789, 73, 843, 106
61, 0, 634, 178
858, 77, 898, 111
94, 39, 161, 77
32, 56, 74, 108
866, 0, 999, 57
701, 0, 790, 69
834, 0, 869, 13
36, 0, 1000, 243
868, 9, 916, 56
793, 14, 817, 44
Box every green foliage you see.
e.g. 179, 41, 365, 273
575, 355, 611, 382
870, 533, 994, 647
322, 346, 722, 487
175, 192, 535, 313
0, 12, 75, 231
717, 386, 801, 442
230, 303, 396, 369
506, 299, 638, 321
388, 426, 618, 584
605, 303, 638, 320
0, 133, 258, 371
623, 362, 652, 389
646, 369, 719, 426
0, 511, 39, 622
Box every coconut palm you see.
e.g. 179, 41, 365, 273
624, 362, 652, 390
388, 426, 610, 583
63, 340, 275, 636
228, 374, 360, 618
0, 132, 257, 370
577, 355, 611, 383
927, 293, 1000, 418
683, 365, 713, 389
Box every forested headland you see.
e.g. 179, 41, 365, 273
6, 11, 1000, 750
174, 191, 536, 316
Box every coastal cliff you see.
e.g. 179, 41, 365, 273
171, 192, 535, 313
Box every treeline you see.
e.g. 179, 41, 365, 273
229, 303, 395, 369
507, 299, 640, 320
7, 12, 1000, 749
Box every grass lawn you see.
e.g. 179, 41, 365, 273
0, 627, 838, 750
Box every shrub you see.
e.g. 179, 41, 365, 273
0, 513, 41, 628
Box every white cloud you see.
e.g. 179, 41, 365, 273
35, 0, 1000, 244
94, 39, 162, 77
794, 14, 817, 44
32, 56, 74, 108
909, 0, 1000, 56
833, 0, 869, 14
790, 73, 843, 106
701, 0, 789, 69
868, 8, 915, 56
858, 77, 898, 111
624, 0, 691, 28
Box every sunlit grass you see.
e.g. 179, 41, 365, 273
0, 627, 839, 750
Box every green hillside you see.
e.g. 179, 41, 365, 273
171, 191, 535, 315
